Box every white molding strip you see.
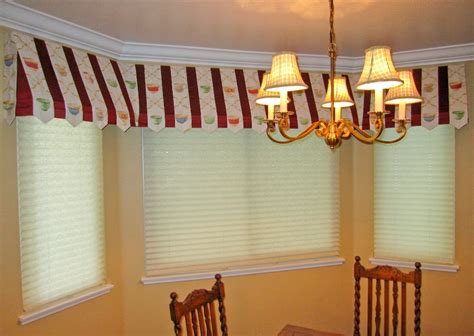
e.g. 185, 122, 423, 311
352, 43, 474, 70
369, 258, 459, 273
141, 257, 345, 285
121, 42, 356, 72
18, 284, 114, 325
1, 0, 473, 71
0, 0, 122, 58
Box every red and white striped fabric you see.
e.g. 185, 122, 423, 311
2, 31, 469, 132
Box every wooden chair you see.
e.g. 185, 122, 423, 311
353, 256, 422, 336
170, 274, 228, 336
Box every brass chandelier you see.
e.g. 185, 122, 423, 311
256, 0, 423, 149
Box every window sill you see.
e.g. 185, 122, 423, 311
141, 257, 345, 285
18, 284, 114, 325
369, 258, 459, 273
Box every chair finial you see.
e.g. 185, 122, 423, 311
215, 273, 222, 281
415, 262, 421, 269
170, 292, 178, 301
355, 256, 361, 262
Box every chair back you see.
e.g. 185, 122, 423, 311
353, 256, 422, 336
170, 274, 228, 336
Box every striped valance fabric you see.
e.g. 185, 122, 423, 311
2, 30, 469, 132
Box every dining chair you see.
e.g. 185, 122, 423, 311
169, 273, 228, 336
353, 256, 422, 336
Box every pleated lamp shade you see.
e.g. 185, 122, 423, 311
322, 77, 355, 108
385, 70, 423, 105
356, 46, 403, 90
256, 72, 281, 106
265, 52, 308, 92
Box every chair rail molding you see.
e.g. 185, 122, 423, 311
1, 0, 474, 71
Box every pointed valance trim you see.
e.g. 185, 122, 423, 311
2, 31, 469, 132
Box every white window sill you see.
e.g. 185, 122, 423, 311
369, 258, 459, 273
18, 284, 114, 325
141, 257, 345, 285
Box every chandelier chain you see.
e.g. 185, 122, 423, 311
328, 0, 336, 122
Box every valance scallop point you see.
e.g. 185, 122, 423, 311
2, 30, 469, 134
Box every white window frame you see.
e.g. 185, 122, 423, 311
373, 125, 456, 271
15, 118, 113, 323
140, 129, 344, 284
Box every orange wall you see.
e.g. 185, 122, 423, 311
1, 27, 473, 335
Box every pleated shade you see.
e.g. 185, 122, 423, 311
356, 46, 403, 90
385, 70, 423, 105
322, 77, 355, 108
265, 52, 308, 92
256, 72, 281, 106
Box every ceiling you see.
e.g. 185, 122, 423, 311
12, 0, 474, 57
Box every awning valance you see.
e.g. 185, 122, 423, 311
2, 31, 469, 132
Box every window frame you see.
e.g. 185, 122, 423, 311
15, 118, 113, 323
140, 128, 344, 284
372, 125, 457, 270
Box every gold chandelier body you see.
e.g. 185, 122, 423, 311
258, 0, 423, 150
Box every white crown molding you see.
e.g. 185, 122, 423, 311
121, 42, 358, 72
353, 43, 474, 70
0, 0, 123, 58
1, 0, 473, 72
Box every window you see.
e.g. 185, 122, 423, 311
142, 129, 340, 279
374, 125, 455, 264
17, 117, 106, 311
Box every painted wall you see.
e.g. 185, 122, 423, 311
1, 27, 473, 335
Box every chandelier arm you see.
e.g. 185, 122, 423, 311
277, 120, 324, 141
349, 121, 385, 144
266, 128, 297, 144
374, 126, 408, 144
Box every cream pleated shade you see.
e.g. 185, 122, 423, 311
356, 46, 403, 90
322, 77, 355, 108
256, 72, 281, 106
265, 52, 308, 92
385, 70, 423, 105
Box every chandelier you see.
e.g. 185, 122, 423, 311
256, 0, 423, 149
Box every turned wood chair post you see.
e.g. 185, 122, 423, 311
413, 262, 422, 336
170, 292, 182, 336
353, 256, 361, 336
214, 274, 228, 336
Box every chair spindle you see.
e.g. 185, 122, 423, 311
191, 310, 199, 336
384, 280, 389, 336
401, 282, 407, 336
198, 306, 206, 336
209, 301, 218, 336
392, 281, 399, 336
367, 278, 373, 336
184, 313, 193, 336
375, 279, 382, 336
203, 303, 212, 335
